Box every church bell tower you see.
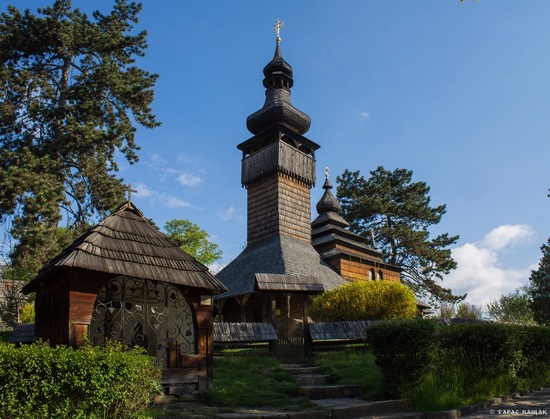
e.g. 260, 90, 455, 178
238, 22, 320, 246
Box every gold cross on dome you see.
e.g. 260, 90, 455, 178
274, 19, 284, 41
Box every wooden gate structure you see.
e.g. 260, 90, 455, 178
273, 318, 307, 362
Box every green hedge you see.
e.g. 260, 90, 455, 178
368, 319, 438, 397
518, 326, 550, 387
367, 320, 550, 408
438, 323, 524, 378
0, 341, 161, 419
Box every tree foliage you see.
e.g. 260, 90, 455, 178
455, 302, 483, 320
486, 285, 535, 325
0, 278, 26, 327
0, 0, 159, 276
309, 280, 417, 322
164, 219, 222, 267
337, 167, 462, 303
529, 237, 550, 326
438, 302, 484, 321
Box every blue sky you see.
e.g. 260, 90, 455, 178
11, 0, 550, 308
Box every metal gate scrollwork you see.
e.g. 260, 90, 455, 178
89, 277, 196, 367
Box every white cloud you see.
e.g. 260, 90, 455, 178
217, 205, 237, 221
162, 195, 192, 209
480, 224, 534, 250
441, 224, 535, 309
149, 153, 167, 166
177, 153, 203, 164
132, 182, 155, 198
125, 181, 194, 209
178, 173, 204, 187
359, 112, 370, 120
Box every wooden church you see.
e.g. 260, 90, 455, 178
215, 31, 402, 357
22, 201, 227, 400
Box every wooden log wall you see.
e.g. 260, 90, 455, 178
330, 257, 401, 283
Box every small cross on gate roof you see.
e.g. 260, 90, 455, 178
124, 185, 137, 202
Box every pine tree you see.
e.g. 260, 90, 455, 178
0, 0, 159, 276
529, 237, 550, 326
337, 166, 463, 303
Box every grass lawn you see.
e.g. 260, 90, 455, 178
309, 347, 383, 400
148, 345, 531, 417
202, 350, 314, 411
147, 349, 316, 417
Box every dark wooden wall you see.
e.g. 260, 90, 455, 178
34, 272, 70, 346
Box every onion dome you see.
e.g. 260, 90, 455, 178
246, 39, 311, 135
313, 169, 349, 229
316, 176, 341, 214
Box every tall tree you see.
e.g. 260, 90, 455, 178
486, 285, 535, 325
529, 237, 550, 326
337, 167, 463, 303
164, 219, 222, 267
0, 0, 159, 276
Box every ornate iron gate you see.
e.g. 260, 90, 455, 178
90, 277, 196, 367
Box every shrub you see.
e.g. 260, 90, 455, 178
368, 321, 550, 409
518, 326, 550, 388
0, 340, 161, 418
368, 319, 438, 397
437, 323, 523, 379
20, 303, 35, 324
309, 280, 417, 322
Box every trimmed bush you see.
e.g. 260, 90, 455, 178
309, 280, 417, 322
368, 321, 550, 410
0, 340, 161, 418
437, 323, 524, 379
367, 319, 438, 397
519, 326, 550, 388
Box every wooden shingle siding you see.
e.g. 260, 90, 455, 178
247, 173, 312, 245
255, 274, 326, 292
241, 141, 316, 187
213, 322, 277, 343
23, 202, 227, 294
278, 175, 311, 242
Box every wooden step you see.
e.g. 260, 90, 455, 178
302, 384, 361, 400
293, 374, 331, 386
282, 364, 323, 375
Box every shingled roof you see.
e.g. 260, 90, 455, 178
215, 234, 345, 299
22, 201, 227, 294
